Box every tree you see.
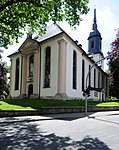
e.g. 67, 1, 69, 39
0, 0, 89, 48
0, 50, 8, 98
108, 29, 119, 98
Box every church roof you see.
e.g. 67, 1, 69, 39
8, 24, 66, 57
7, 51, 20, 57
88, 30, 102, 40
34, 24, 64, 43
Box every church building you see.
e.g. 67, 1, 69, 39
8, 9, 109, 101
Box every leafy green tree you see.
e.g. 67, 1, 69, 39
0, 50, 7, 97
108, 29, 119, 98
5, 65, 10, 94
0, 0, 89, 48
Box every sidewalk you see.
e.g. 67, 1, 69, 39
89, 110, 119, 117
0, 110, 119, 123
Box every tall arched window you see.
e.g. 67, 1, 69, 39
94, 69, 96, 88
73, 50, 77, 89
102, 74, 104, 88
44, 47, 51, 88
29, 55, 34, 77
82, 59, 85, 91
89, 65, 91, 86
15, 58, 20, 90
98, 72, 100, 88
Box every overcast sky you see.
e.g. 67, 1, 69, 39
2, 0, 119, 69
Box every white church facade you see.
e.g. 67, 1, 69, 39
8, 9, 109, 101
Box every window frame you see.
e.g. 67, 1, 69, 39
15, 58, 20, 90
72, 50, 77, 89
44, 46, 51, 88
29, 54, 34, 77
82, 59, 85, 91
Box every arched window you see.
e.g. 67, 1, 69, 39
89, 65, 91, 86
98, 72, 100, 88
82, 59, 85, 91
15, 58, 20, 90
44, 47, 51, 88
94, 69, 96, 88
73, 50, 77, 89
102, 74, 104, 88
29, 55, 34, 77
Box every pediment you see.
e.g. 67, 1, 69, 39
19, 38, 39, 54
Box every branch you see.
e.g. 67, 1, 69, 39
0, 0, 43, 12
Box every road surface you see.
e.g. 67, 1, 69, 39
0, 111, 119, 150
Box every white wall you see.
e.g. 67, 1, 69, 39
40, 39, 59, 97
66, 39, 83, 99
10, 53, 21, 98
65, 38, 106, 101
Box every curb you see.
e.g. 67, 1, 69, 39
0, 106, 119, 117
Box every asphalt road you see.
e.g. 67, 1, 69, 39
0, 111, 119, 150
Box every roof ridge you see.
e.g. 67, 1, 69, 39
34, 23, 63, 43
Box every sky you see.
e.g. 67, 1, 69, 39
2, 0, 119, 70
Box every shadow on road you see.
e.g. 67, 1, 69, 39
0, 121, 111, 150
46, 113, 89, 121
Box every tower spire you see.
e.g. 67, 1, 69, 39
88, 8, 104, 69
88, 8, 102, 54
92, 9, 97, 31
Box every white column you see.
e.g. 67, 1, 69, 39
21, 55, 27, 96
54, 39, 68, 100
33, 50, 39, 97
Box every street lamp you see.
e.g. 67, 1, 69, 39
83, 50, 118, 116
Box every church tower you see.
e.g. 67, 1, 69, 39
88, 9, 104, 69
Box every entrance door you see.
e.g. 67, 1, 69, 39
102, 93, 104, 101
28, 84, 33, 98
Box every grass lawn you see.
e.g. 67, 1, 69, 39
97, 101, 119, 106
0, 99, 119, 110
